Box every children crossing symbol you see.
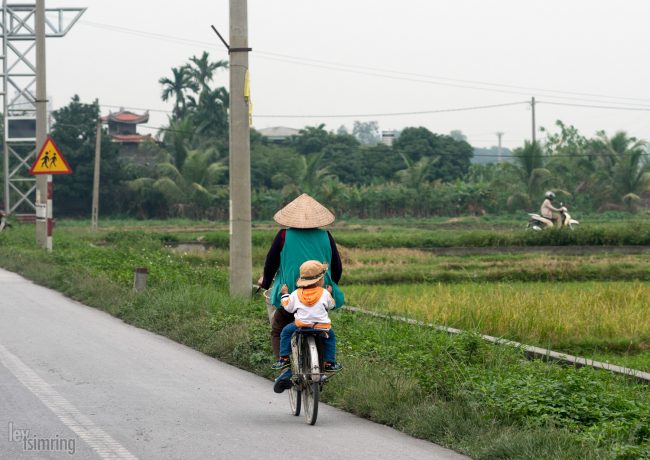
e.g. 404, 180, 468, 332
29, 136, 72, 175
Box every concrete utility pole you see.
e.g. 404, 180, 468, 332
496, 132, 504, 162
35, 0, 50, 250
531, 96, 536, 145
91, 117, 101, 231
229, 0, 252, 297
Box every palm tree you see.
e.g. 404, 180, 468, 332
593, 131, 650, 203
505, 141, 553, 208
159, 66, 198, 119
191, 87, 229, 138
188, 51, 228, 92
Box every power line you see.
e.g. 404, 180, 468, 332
256, 50, 650, 106
97, 101, 529, 119
99, 98, 650, 121
253, 101, 529, 119
540, 101, 650, 112
253, 54, 650, 108
79, 20, 650, 108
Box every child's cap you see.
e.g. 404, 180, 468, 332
296, 260, 328, 287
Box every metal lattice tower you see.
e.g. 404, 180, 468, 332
1, 1, 84, 214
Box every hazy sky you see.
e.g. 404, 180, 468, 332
45, 0, 650, 149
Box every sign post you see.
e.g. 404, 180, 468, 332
29, 135, 72, 251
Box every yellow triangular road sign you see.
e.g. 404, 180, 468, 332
29, 136, 72, 175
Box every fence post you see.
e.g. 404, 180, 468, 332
133, 267, 148, 292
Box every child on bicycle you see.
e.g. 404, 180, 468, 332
271, 260, 342, 373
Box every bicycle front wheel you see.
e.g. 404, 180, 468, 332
303, 381, 319, 425
302, 335, 321, 425
289, 384, 301, 416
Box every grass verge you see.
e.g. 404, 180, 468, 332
0, 224, 648, 459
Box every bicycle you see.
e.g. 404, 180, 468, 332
261, 288, 336, 425
285, 327, 332, 425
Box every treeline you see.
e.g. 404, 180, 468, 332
44, 52, 649, 220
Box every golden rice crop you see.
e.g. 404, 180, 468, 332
343, 281, 650, 346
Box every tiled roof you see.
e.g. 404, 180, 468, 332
110, 133, 153, 144
101, 110, 149, 125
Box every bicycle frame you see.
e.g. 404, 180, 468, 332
288, 327, 331, 425
290, 328, 327, 384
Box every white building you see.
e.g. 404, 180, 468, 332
257, 126, 301, 143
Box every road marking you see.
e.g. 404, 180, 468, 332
0, 343, 138, 459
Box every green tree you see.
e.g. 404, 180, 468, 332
128, 144, 228, 219
592, 131, 650, 206
320, 134, 361, 184
542, 120, 596, 209
251, 143, 301, 189
159, 116, 195, 170
352, 120, 380, 145
292, 124, 331, 155
191, 87, 229, 140
50, 96, 121, 217
159, 66, 198, 119
449, 130, 467, 142
188, 51, 228, 92
358, 143, 404, 183
159, 52, 230, 160
184, 53, 229, 143
396, 153, 437, 192
393, 127, 473, 182
278, 152, 334, 200
505, 141, 552, 209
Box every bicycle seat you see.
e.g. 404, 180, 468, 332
295, 327, 329, 336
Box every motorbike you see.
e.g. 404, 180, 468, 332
527, 203, 579, 231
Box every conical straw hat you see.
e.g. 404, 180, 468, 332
273, 193, 335, 228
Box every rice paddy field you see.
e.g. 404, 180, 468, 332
24, 215, 650, 374
343, 282, 650, 369
82, 214, 650, 372
259, 217, 650, 373
3, 216, 650, 458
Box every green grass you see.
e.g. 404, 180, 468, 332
1, 223, 649, 458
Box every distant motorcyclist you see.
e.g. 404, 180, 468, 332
540, 191, 562, 227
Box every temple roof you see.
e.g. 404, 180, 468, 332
101, 109, 149, 125
110, 133, 153, 144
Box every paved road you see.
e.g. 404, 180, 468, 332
0, 268, 469, 460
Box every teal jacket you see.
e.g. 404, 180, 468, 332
268, 228, 344, 309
